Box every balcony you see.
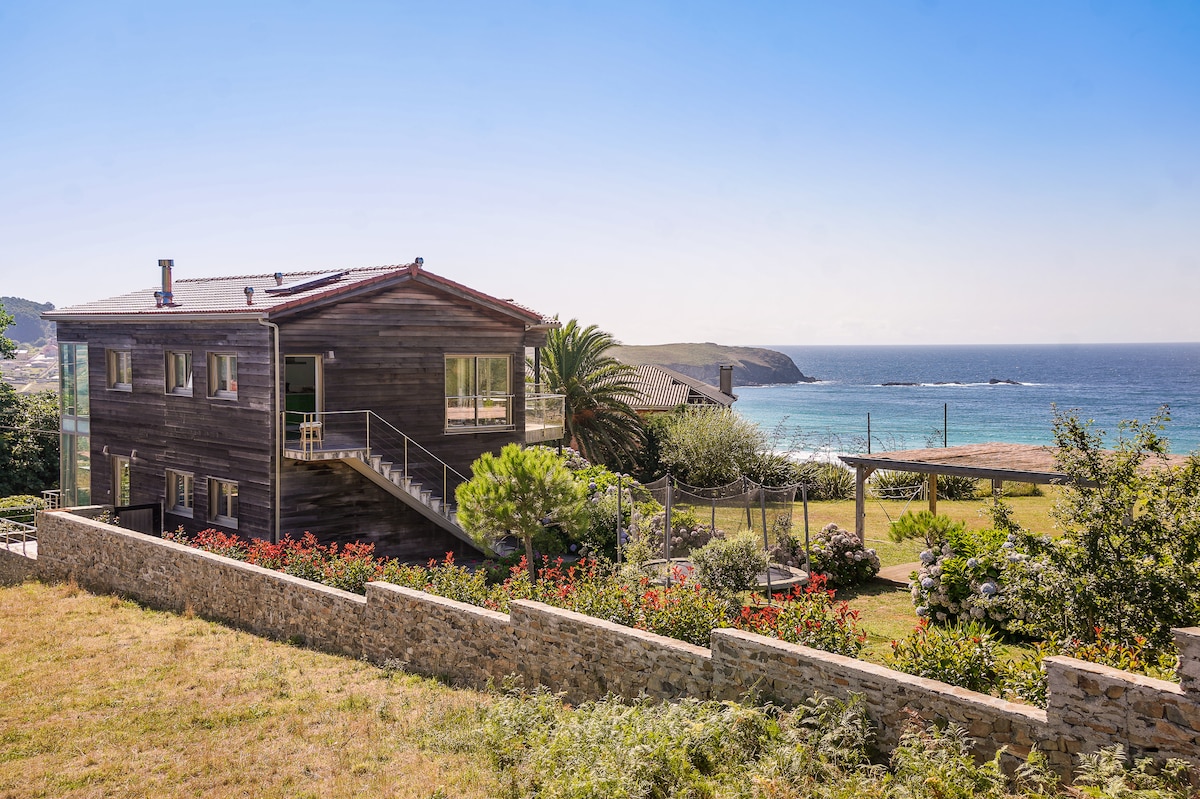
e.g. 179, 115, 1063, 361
525, 393, 565, 443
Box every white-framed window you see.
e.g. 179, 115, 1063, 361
106, 349, 132, 391
165, 351, 192, 396
166, 470, 194, 517
445, 354, 512, 430
208, 478, 238, 528
208, 353, 238, 400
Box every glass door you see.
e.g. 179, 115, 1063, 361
284, 355, 322, 441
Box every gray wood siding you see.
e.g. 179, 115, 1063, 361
280, 460, 476, 561
277, 282, 531, 476
57, 320, 275, 540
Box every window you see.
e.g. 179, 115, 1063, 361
165, 351, 192, 395
166, 470, 194, 517
112, 455, 131, 506
59, 343, 91, 505
445, 355, 512, 429
209, 478, 238, 528
107, 349, 132, 391
208, 353, 238, 399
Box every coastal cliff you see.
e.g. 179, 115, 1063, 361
611, 343, 816, 387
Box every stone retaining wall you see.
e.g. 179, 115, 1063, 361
710, 629, 1051, 763
8, 510, 1200, 775
0, 543, 37, 585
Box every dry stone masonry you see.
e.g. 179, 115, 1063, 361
3, 510, 1198, 775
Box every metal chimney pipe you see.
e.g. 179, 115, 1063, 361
720, 365, 733, 396
274, 272, 284, 286
159, 259, 174, 306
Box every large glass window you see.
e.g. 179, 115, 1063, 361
165, 351, 192, 395
208, 353, 237, 399
166, 470, 194, 517
209, 478, 238, 528
59, 343, 91, 505
445, 355, 512, 429
107, 349, 132, 391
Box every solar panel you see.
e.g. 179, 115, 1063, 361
264, 271, 348, 295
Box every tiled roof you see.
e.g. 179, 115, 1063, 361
627, 364, 735, 410
45, 262, 553, 324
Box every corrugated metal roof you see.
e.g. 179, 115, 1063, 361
628, 364, 735, 410
44, 262, 554, 325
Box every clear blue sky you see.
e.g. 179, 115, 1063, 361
2, 1, 1197, 345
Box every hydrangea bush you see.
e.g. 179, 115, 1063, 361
809, 523, 880, 587
908, 525, 1048, 631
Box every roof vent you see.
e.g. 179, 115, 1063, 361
274, 272, 284, 286
244, 286, 255, 305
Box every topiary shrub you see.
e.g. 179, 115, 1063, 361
690, 534, 767, 596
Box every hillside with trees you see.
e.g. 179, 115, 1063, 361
0, 296, 55, 346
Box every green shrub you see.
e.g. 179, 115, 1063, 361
0, 494, 45, 510
808, 523, 880, 587
935, 474, 981, 501
690, 533, 767, 596
888, 620, 1005, 694
791, 462, 856, 501
869, 470, 926, 496
889, 719, 1009, 799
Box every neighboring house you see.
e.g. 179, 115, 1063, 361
624, 363, 736, 415
45, 259, 564, 560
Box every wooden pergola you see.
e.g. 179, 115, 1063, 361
839, 442, 1191, 537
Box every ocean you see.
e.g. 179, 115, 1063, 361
733, 343, 1200, 457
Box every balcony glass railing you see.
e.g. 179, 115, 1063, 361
525, 393, 565, 443
446, 394, 514, 429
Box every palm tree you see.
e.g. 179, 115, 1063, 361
539, 320, 645, 469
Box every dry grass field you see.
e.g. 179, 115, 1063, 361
0, 581, 494, 799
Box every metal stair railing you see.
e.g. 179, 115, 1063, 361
286, 410, 469, 517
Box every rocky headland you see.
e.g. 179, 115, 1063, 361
610, 342, 816, 387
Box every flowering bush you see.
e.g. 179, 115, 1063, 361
900, 515, 1043, 631
630, 507, 722, 557
169, 530, 879, 656
737, 574, 868, 657
809, 523, 880, 587
888, 619, 1005, 694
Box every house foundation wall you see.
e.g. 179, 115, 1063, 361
21, 510, 1200, 776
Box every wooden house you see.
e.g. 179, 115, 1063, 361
624, 363, 736, 415
45, 259, 564, 560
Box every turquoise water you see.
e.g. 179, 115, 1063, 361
734, 343, 1200, 456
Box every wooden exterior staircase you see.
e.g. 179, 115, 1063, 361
282, 410, 478, 550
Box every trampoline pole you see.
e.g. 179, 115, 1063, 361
761, 489, 772, 603
665, 476, 672, 588
803, 483, 811, 577
616, 474, 622, 567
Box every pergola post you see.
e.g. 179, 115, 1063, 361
992, 478, 1003, 499
854, 465, 874, 541
927, 473, 937, 515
